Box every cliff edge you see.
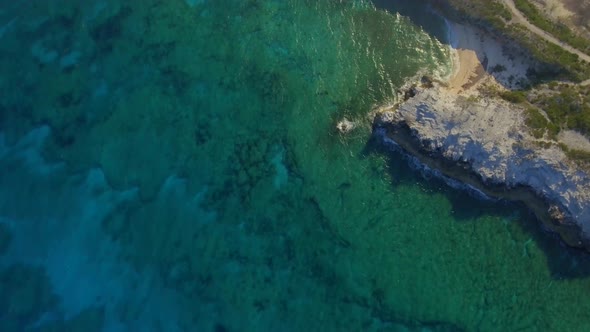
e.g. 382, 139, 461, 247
374, 81, 590, 249
369, 9, 590, 248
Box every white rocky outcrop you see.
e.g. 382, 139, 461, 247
374, 84, 590, 245
336, 118, 357, 134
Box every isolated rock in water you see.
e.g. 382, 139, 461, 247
336, 118, 356, 134
548, 205, 567, 224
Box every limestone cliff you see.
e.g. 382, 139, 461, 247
374, 83, 590, 249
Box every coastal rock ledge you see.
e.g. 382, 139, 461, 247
373, 83, 590, 249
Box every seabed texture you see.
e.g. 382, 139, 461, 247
1, 1, 590, 331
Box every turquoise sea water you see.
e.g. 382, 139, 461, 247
2, 0, 590, 331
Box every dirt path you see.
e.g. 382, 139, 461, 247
502, 0, 590, 63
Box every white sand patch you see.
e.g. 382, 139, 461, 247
445, 21, 530, 93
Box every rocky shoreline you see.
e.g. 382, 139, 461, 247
372, 80, 590, 250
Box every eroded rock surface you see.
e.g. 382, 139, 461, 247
374, 83, 590, 248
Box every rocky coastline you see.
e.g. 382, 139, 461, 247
365, 8, 590, 250
372, 80, 590, 249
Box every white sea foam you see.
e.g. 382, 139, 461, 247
442, 18, 461, 83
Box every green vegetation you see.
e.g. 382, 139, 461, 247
442, 0, 590, 82
444, 0, 511, 31
500, 22, 590, 82
523, 33, 589, 82
513, 0, 590, 54
465, 95, 480, 103
537, 86, 590, 135
519, 84, 590, 142
500, 90, 527, 103
566, 148, 590, 163
525, 107, 559, 139
496, 82, 590, 144
559, 143, 590, 166
437, 0, 590, 163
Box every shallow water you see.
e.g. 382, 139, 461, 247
1, 0, 590, 331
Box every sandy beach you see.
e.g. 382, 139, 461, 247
445, 20, 530, 93
446, 22, 484, 93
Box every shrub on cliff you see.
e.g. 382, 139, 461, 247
525, 107, 559, 139
500, 90, 527, 103
513, 0, 590, 54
